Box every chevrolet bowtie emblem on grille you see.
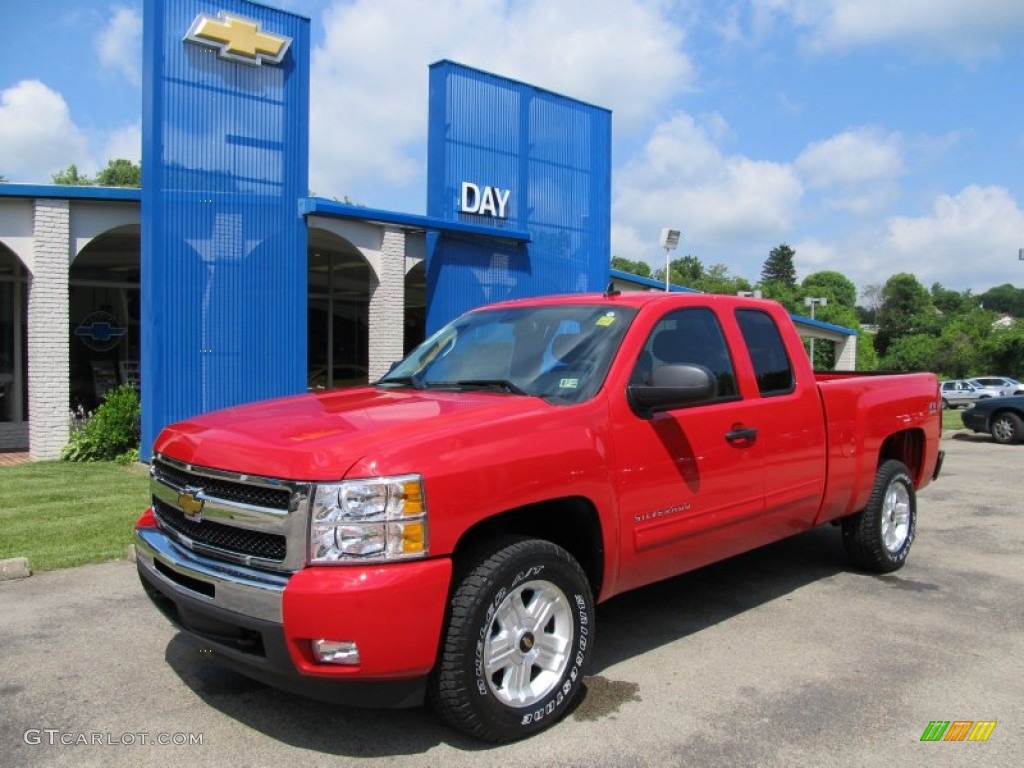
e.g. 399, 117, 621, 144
184, 12, 291, 66
178, 487, 205, 522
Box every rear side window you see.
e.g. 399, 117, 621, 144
736, 309, 794, 396
632, 308, 737, 399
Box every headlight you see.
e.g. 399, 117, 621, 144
309, 474, 427, 563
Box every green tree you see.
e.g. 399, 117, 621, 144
95, 158, 141, 187
653, 254, 704, 289
874, 273, 934, 356
610, 256, 652, 278
700, 263, 752, 296
52, 164, 92, 185
979, 324, 1024, 377
855, 334, 879, 371
977, 283, 1024, 316
930, 283, 973, 315
802, 271, 857, 308
760, 243, 797, 288
880, 333, 942, 372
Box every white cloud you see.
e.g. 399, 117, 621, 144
795, 127, 904, 213
0, 80, 92, 182
612, 112, 803, 265
882, 186, 1024, 288
95, 6, 142, 86
759, 0, 1024, 57
101, 121, 142, 165
308, 0, 693, 205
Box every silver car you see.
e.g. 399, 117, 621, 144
940, 379, 987, 409
968, 376, 1024, 398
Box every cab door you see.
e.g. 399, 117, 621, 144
610, 306, 767, 593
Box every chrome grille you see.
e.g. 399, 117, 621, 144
149, 454, 311, 572
152, 498, 287, 561
152, 458, 291, 511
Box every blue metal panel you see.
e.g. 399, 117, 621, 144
141, 0, 309, 459
426, 61, 612, 332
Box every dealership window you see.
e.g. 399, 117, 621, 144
308, 248, 370, 390
69, 227, 141, 410
0, 250, 28, 424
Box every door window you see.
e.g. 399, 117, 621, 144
736, 309, 795, 396
632, 308, 737, 399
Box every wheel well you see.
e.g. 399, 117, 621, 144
450, 497, 605, 599
878, 429, 925, 484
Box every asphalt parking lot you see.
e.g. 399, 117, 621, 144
2, 432, 1021, 767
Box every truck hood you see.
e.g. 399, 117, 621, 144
154, 386, 557, 480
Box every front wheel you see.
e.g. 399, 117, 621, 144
990, 411, 1024, 445
429, 538, 594, 743
842, 460, 916, 572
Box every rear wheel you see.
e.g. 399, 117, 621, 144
429, 538, 594, 743
990, 412, 1024, 445
842, 460, 916, 573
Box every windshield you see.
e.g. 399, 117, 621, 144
378, 304, 637, 404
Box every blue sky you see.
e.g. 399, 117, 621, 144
2, 0, 1024, 297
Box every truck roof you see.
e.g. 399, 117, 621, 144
474, 291, 780, 313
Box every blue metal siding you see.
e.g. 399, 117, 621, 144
426, 61, 612, 332
141, 0, 309, 459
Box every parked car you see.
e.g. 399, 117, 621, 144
967, 376, 1024, 397
939, 379, 988, 409
961, 395, 1024, 444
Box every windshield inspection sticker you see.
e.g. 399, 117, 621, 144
596, 313, 617, 327
559, 378, 580, 389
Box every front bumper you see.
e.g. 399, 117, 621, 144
135, 524, 452, 708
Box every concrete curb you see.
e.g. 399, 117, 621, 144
0, 557, 32, 581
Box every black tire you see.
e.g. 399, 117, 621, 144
940, 398, 950, 410
429, 538, 594, 743
990, 411, 1024, 445
842, 460, 916, 573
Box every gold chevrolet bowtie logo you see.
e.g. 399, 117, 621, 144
178, 488, 205, 522
184, 12, 291, 66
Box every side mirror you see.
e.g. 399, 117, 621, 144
628, 364, 717, 418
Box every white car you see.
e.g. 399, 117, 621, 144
968, 376, 1024, 398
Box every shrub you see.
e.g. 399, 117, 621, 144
62, 385, 141, 464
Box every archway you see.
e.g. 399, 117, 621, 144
0, 244, 28, 448
404, 260, 426, 355
69, 224, 141, 409
307, 228, 371, 390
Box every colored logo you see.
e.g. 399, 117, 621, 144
920, 720, 997, 742
74, 311, 127, 352
177, 488, 205, 523
184, 12, 291, 66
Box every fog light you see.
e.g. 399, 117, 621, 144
312, 639, 360, 665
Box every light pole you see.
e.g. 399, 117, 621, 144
804, 296, 827, 367
659, 228, 681, 291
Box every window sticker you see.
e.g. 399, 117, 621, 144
596, 312, 617, 327
558, 378, 580, 389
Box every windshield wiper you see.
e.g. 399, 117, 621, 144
376, 374, 424, 390
448, 379, 532, 396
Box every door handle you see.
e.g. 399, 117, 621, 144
725, 426, 758, 443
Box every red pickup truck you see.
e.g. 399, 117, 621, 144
136, 291, 942, 742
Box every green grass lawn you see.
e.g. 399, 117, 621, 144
0, 461, 150, 572
943, 408, 967, 431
